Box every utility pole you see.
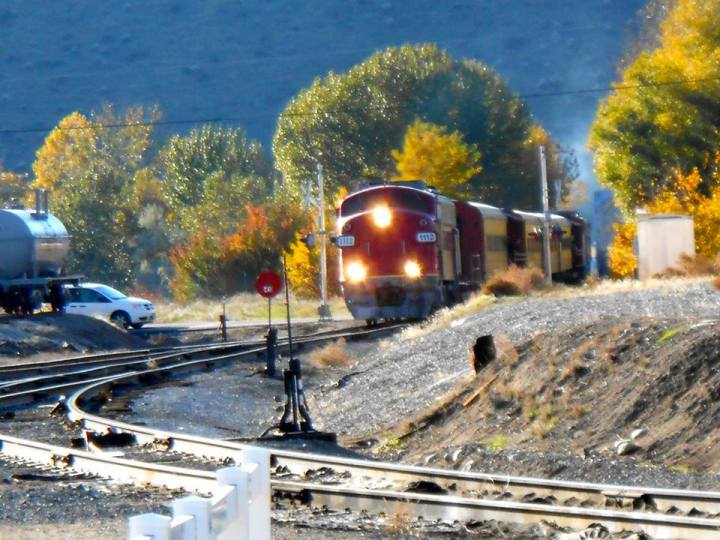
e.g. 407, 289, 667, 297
538, 146, 552, 286
316, 163, 332, 320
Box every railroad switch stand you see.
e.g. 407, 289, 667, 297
265, 327, 278, 376
279, 358, 312, 432
270, 256, 335, 442
276, 357, 336, 441
219, 314, 228, 342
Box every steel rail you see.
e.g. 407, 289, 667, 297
272, 481, 720, 539
71, 380, 720, 515
0, 431, 222, 492
0, 322, 396, 382
0, 323, 404, 409
0, 429, 718, 540
131, 318, 358, 336
64, 364, 720, 519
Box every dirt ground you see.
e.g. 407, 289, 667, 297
371, 316, 720, 480
0, 313, 146, 365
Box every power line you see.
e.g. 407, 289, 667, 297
0, 74, 718, 136
521, 75, 720, 99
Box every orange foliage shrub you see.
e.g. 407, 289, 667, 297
170, 202, 308, 300
285, 196, 345, 299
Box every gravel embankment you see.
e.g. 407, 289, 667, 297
311, 282, 720, 437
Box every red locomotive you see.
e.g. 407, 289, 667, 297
335, 181, 589, 322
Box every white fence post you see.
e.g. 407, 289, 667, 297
216, 466, 250, 540
127, 447, 272, 540
243, 447, 271, 540
173, 495, 211, 540
128, 513, 171, 540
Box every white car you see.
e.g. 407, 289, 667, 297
64, 283, 156, 329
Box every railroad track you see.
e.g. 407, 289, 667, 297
0, 323, 719, 538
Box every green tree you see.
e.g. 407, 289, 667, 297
589, 0, 720, 212
31, 105, 158, 286
158, 125, 276, 240
391, 119, 482, 197
274, 44, 569, 207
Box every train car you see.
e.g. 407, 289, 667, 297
335, 181, 455, 321
555, 210, 591, 280
335, 182, 589, 322
0, 191, 81, 314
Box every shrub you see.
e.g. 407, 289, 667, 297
482, 265, 546, 296
653, 253, 719, 278
306, 338, 356, 368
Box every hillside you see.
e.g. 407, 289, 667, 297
2, 0, 647, 173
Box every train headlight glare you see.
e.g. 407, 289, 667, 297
404, 260, 422, 279
346, 262, 367, 283
371, 206, 392, 228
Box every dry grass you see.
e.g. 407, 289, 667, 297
386, 503, 413, 533
571, 404, 591, 418
713, 275, 720, 290
653, 253, 720, 278
154, 293, 350, 323
551, 274, 713, 300
306, 338, 357, 368
482, 265, 547, 296
398, 293, 496, 342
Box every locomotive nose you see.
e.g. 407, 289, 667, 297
339, 211, 435, 278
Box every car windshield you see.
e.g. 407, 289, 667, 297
93, 285, 127, 300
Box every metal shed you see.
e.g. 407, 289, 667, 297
635, 214, 695, 280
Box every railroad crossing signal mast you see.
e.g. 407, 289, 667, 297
302, 163, 332, 320
538, 146, 553, 286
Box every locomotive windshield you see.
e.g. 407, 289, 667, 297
341, 188, 434, 216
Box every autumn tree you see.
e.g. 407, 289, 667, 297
589, 0, 720, 211
608, 151, 720, 278
608, 222, 638, 279
391, 119, 482, 197
274, 44, 571, 207
0, 167, 30, 207
31, 105, 158, 286
158, 125, 276, 241
170, 200, 308, 300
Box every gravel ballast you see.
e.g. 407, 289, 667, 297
1, 280, 720, 538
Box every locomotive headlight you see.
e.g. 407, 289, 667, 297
345, 261, 367, 283
371, 205, 392, 228
404, 260, 422, 279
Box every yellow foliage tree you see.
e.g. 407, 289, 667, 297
285, 233, 340, 299
608, 221, 637, 279
391, 119, 482, 197
608, 151, 720, 277
285, 187, 347, 298
32, 112, 95, 192
0, 168, 30, 206
590, 0, 720, 210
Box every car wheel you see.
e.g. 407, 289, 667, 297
110, 311, 131, 329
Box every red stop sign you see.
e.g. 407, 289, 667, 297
255, 271, 282, 298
